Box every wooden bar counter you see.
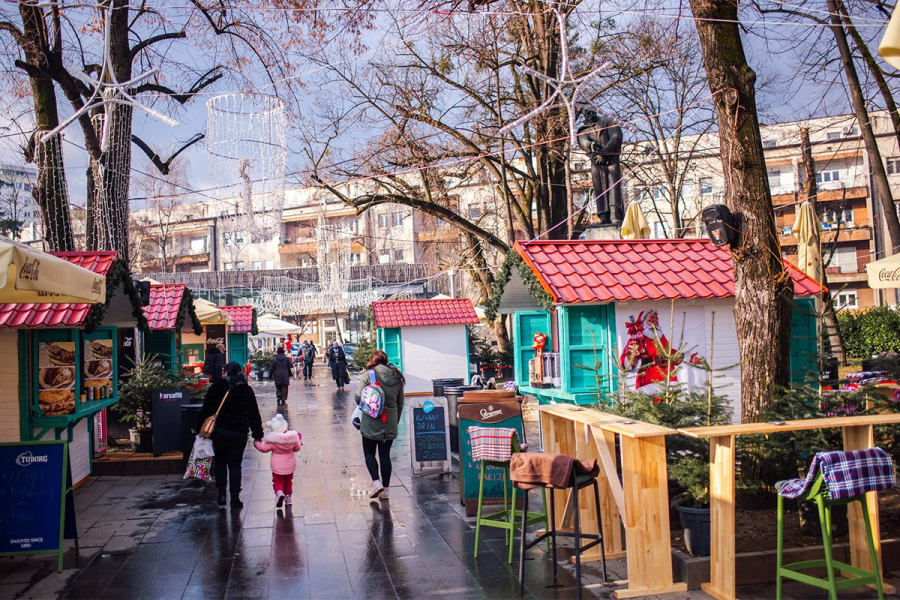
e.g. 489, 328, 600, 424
539, 404, 688, 599
681, 414, 900, 600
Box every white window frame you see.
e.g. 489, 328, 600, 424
468, 205, 482, 219
378, 250, 390, 264
816, 170, 841, 184
392, 212, 403, 228
835, 291, 858, 310
887, 157, 900, 176
699, 178, 713, 195
252, 261, 262, 270
265, 259, 274, 270
224, 262, 233, 271
190, 237, 207, 254
393, 248, 404, 262
377, 213, 389, 228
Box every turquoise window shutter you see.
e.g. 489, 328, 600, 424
513, 311, 552, 387
790, 298, 818, 385
379, 327, 402, 370
560, 305, 615, 395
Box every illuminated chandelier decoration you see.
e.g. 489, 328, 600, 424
206, 93, 287, 263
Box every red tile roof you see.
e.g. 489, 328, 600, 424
218, 305, 254, 333
373, 299, 480, 328
144, 284, 187, 330
515, 239, 824, 304
0, 251, 118, 329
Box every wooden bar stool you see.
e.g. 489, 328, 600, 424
776, 448, 895, 600
470, 427, 547, 564
512, 452, 607, 600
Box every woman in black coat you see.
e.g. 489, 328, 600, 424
326, 342, 349, 390
198, 362, 264, 507
202, 343, 226, 382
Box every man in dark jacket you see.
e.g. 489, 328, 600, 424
202, 343, 226, 382
300, 340, 316, 381
270, 347, 293, 404
327, 342, 349, 390
198, 362, 263, 507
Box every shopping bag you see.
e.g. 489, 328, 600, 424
350, 404, 363, 431
193, 435, 215, 459
183, 446, 213, 481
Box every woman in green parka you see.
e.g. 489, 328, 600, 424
355, 350, 405, 499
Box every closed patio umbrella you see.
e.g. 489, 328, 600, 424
620, 201, 650, 239
0, 237, 106, 303
793, 202, 822, 285
879, 5, 900, 69
257, 314, 304, 336
193, 298, 232, 325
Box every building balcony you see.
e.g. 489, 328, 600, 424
772, 185, 868, 206
279, 241, 317, 255
174, 252, 209, 265
416, 228, 460, 243
823, 267, 869, 283
780, 224, 871, 246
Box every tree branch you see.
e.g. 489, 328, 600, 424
134, 67, 223, 104
130, 30, 186, 61
132, 133, 204, 175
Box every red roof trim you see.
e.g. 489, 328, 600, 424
144, 284, 187, 331
372, 298, 480, 328
218, 305, 254, 333
514, 239, 825, 305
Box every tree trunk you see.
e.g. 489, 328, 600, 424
687, 0, 794, 422
86, 0, 133, 262
800, 128, 846, 365
825, 0, 900, 251
19, 4, 73, 251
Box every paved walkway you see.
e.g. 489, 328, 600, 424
0, 365, 896, 599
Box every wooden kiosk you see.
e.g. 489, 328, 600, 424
142, 284, 202, 373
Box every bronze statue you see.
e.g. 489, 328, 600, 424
576, 109, 624, 226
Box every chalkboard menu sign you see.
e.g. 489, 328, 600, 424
413, 404, 447, 462
152, 389, 191, 457
407, 398, 451, 474
0, 440, 77, 571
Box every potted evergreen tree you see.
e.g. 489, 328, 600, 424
114, 356, 175, 453
670, 456, 712, 556
250, 350, 274, 381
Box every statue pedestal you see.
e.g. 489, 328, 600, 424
583, 224, 622, 241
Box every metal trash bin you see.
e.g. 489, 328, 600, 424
432, 377, 465, 397
443, 385, 481, 453
181, 403, 204, 470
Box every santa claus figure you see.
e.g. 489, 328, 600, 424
619, 309, 680, 390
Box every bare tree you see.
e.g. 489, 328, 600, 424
687, 0, 794, 422
133, 159, 189, 274
607, 18, 717, 237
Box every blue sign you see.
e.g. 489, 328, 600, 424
423, 400, 434, 413
0, 441, 76, 569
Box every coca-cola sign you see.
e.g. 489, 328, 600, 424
878, 267, 900, 283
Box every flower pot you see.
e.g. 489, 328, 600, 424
129, 428, 153, 454
676, 504, 711, 557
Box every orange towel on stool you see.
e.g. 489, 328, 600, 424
509, 452, 600, 489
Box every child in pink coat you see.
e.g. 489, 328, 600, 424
253, 414, 302, 508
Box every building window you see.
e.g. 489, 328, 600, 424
830, 246, 858, 273
652, 186, 667, 200
680, 180, 694, 198
190, 237, 207, 253
378, 250, 390, 264
836, 291, 858, 310
816, 170, 841, 184
265, 259, 274, 269
468, 205, 482, 219
236, 262, 246, 271
826, 131, 842, 141
351, 252, 361, 264
699, 178, 713, 195
378, 213, 389, 228
224, 262, 233, 271
252, 261, 262, 270
234, 234, 244, 244
347, 218, 358, 233
223, 233, 231, 245
887, 157, 900, 176
653, 221, 667, 238
392, 212, 403, 228
393, 248, 404, 262
762, 139, 777, 149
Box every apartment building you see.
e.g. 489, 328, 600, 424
625, 112, 900, 311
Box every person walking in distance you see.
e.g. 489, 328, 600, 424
254, 414, 302, 509
270, 347, 293, 405
327, 341, 349, 390
202, 343, 226, 383
301, 340, 316, 382
355, 351, 405, 499
198, 362, 263, 508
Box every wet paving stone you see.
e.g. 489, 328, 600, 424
7, 363, 895, 598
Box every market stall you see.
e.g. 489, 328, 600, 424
0, 251, 147, 484
141, 284, 202, 373
180, 299, 232, 374
372, 298, 479, 395
217, 305, 257, 366
494, 240, 822, 419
